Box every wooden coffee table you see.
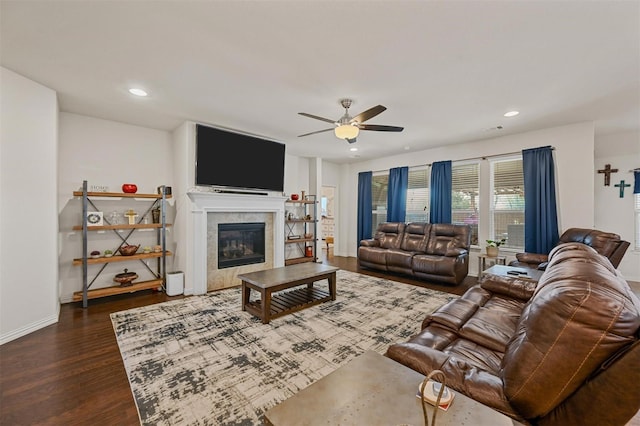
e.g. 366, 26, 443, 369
238, 263, 339, 324
264, 350, 517, 425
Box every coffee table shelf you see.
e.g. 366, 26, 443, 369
245, 286, 331, 321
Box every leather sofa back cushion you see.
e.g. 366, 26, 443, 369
501, 254, 640, 419
546, 242, 617, 274
400, 222, 430, 252
376, 222, 405, 249
559, 228, 621, 258
426, 224, 471, 256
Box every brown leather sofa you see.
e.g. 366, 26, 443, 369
386, 242, 640, 425
358, 222, 471, 285
510, 227, 630, 270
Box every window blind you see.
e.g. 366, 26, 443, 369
452, 162, 479, 245
406, 166, 429, 222
491, 157, 524, 248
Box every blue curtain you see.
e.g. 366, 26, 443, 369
523, 146, 559, 253
387, 166, 408, 222
634, 171, 640, 194
430, 161, 452, 224
357, 171, 373, 244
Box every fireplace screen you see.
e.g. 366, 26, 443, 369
218, 222, 266, 269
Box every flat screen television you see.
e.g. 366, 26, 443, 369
195, 124, 286, 192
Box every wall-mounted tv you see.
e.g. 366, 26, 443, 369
195, 123, 286, 192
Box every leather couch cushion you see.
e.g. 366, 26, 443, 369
559, 228, 622, 258
400, 222, 430, 252
357, 247, 388, 269
502, 255, 640, 419
427, 224, 470, 254
412, 254, 458, 275
386, 249, 415, 269
376, 222, 405, 249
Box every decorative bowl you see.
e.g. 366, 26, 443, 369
114, 268, 138, 286
118, 244, 140, 256
122, 183, 138, 194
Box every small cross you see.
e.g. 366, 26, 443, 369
597, 164, 618, 186
614, 180, 631, 198
125, 209, 139, 225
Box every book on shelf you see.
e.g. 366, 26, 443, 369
416, 380, 455, 411
287, 235, 301, 240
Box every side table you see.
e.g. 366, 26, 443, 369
478, 253, 506, 273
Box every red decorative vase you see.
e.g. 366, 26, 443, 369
290, 194, 299, 201
122, 184, 138, 194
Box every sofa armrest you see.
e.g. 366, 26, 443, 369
479, 274, 537, 301
359, 239, 379, 247
515, 252, 548, 264
445, 247, 468, 257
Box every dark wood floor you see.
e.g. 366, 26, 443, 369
0, 255, 476, 425
1, 255, 637, 425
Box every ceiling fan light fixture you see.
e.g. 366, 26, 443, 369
334, 124, 359, 140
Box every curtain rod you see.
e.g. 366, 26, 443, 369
424, 146, 555, 167
630, 168, 640, 172
370, 146, 556, 174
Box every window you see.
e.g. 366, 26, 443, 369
371, 172, 389, 235
452, 162, 480, 245
490, 157, 525, 249
406, 166, 430, 223
635, 193, 640, 251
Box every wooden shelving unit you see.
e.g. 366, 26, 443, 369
284, 197, 317, 266
73, 180, 172, 307
72, 279, 164, 301
72, 250, 173, 266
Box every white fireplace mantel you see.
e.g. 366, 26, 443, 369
187, 190, 286, 294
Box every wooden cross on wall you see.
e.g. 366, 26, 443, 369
597, 164, 618, 186
614, 180, 631, 198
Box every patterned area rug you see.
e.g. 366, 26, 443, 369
111, 269, 457, 425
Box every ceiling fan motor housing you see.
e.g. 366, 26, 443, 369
297, 98, 403, 142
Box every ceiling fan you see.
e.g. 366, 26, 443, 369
298, 99, 404, 144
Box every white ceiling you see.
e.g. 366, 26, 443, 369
2, 1, 639, 164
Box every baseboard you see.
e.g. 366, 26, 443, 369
0, 312, 59, 345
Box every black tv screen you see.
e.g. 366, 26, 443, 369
195, 124, 286, 192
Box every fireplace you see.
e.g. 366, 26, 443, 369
218, 222, 266, 269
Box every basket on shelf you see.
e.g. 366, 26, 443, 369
114, 269, 138, 286
118, 244, 140, 256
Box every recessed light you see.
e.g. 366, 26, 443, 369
504, 111, 519, 117
404, 146, 411, 150
128, 88, 148, 97
350, 147, 358, 152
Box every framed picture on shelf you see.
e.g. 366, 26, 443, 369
86, 211, 103, 227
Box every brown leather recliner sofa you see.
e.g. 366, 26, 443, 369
386, 242, 640, 425
510, 227, 630, 270
358, 222, 471, 285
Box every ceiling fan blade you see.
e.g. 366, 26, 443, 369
359, 124, 404, 132
298, 112, 336, 124
351, 105, 386, 124
298, 128, 334, 137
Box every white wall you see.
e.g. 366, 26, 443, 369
594, 131, 640, 280
57, 113, 174, 302
170, 122, 194, 294
340, 122, 596, 275
1, 67, 59, 344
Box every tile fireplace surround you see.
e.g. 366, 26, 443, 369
187, 190, 287, 294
